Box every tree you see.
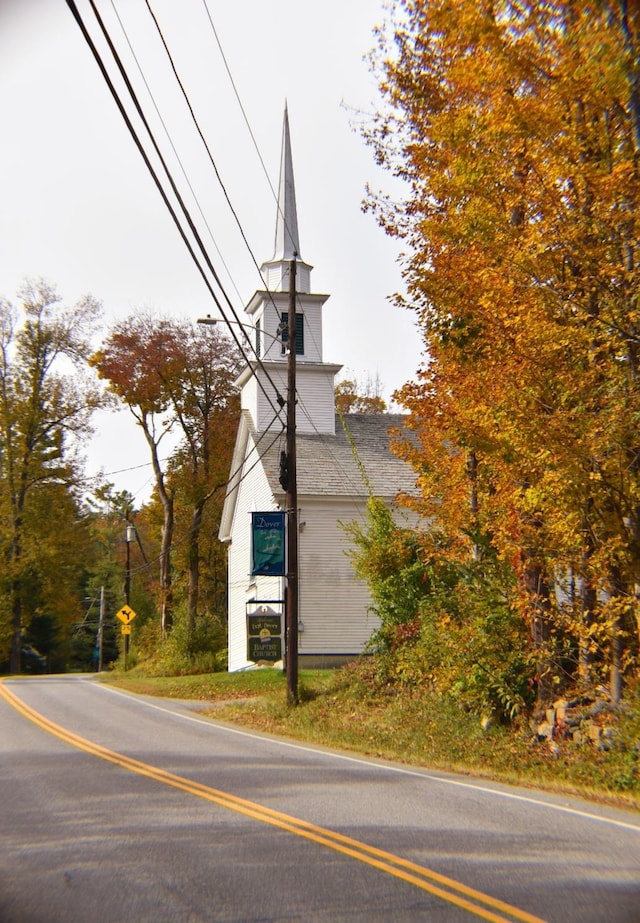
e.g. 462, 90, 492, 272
364, 1, 640, 708
335, 374, 387, 414
163, 322, 240, 638
92, 314, 240, 640
79, 484, 142, 672
0, 280, 103, 672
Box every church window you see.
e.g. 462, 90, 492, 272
280, 312, 304, 356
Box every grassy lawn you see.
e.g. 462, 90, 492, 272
100, 666, 640, 811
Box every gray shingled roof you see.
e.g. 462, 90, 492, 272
257, 413, 416, 499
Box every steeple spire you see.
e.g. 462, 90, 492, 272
272, 103, 301, 261
261, 104, 312, 294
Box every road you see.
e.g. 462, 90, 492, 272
0, 675, 638, 923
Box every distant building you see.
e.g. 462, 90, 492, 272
219, 107, 415, 672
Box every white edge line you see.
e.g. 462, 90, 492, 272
91, 679, 640, 834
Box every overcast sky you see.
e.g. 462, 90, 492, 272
0, 0, 421, 504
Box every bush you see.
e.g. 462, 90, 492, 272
126, 608, 227, 676
348, 497, 532, 721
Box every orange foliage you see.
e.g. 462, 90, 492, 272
366, 0, 640, 697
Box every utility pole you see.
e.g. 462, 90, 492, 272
124, 512, 134, 671
285, 256, 299, 705
97, 584, 105, 673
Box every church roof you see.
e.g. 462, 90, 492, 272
259, 413, 417, 500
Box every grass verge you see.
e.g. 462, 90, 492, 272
100, 664, 640, 811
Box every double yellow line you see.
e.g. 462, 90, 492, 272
0, 679, 546, 923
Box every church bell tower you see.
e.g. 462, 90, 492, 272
235, 105, 342, 436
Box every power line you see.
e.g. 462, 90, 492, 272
65, 0, 285, 422
108, 0, 244, 306
198, 0, 303, 273
145, 0, 300, 380
67, 3, 353, 536
127, 417, 285, 577
199, 0, 281, 219
144, 0, 260, 295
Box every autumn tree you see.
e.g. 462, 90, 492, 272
335, 374, 387, 414
161, 322, 240, 639
0, 280, 103, 672
364, 1, 640, 709
92, 314, 240, 641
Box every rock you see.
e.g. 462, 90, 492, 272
537, 721, 554, 741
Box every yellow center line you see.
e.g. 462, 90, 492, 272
0, 679, 547, 923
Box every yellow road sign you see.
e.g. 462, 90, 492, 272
116, 605, 137, 624
121, 624, 132, 636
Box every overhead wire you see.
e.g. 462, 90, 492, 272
64, 0, 357, 618
144, 0, 265, 299
66, 0, 285, 422
127, 416, 285, 577
144, 0, 301, 391
107, 0, 244, 307
198, 0, 282, 231
69, 2, 360, 553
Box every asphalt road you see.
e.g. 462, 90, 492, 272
1, 674, 638, 923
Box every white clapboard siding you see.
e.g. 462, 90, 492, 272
297, 498, 380, 655
295, 367, 340, 435
299, 303, 324, 364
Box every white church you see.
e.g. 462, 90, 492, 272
219, 108, 415, 672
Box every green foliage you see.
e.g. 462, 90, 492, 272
347, 497, 436, 632
128, 605, 227, 676
0, 281, 103, 672
348, 496, 531, 720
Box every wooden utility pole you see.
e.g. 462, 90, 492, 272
124, 513, 134, 672
285, 256, 299, 705
97, 585, 105, 673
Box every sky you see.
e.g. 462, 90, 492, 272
0, 0, 422, 504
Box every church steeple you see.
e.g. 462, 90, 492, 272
261, 105, 312, 294
240, 104, 341, 436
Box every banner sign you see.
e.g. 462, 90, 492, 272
251, 512, 285, 576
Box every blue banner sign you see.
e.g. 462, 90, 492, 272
251, 512, 285, 576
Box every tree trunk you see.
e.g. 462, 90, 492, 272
467, 451, 480, 562
187, 501, 204, 638
8, 514, 24, 674
142, 419, 174, 636
611, 611, 623, 706
523, 561, 553, 716
159, 495, 174, 636
9, 589, 22, 674
577, 565, 596, 687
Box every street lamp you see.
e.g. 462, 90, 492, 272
197, 313, 287, 360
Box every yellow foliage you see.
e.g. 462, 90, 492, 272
365, 0, 640, 693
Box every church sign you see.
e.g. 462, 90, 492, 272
251, 511, 285, 576
247, 606, 282, 663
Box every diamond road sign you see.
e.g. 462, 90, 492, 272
116, 605, 136, 625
